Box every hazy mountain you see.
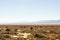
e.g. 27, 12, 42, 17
0, 20, 60, 25
28, 20, 60, 25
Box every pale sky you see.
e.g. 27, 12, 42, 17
0, 0, 60, 23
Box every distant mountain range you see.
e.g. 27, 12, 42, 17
0, 20, 60, 25
24, 20, 60, 25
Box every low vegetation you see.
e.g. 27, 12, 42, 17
0, 25, 60, 40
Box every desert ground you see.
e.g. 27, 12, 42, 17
0, 25, 60, 40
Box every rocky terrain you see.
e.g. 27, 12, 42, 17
0, 25, 60, 40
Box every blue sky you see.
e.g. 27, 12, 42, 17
0, 0, 60, 23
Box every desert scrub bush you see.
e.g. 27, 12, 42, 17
34, 34, 45, 38
0, 35, 5, 40
6, 28, 10, 31
4, 35, 10, 38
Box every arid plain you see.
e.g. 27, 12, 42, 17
0, 25, 60, 40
